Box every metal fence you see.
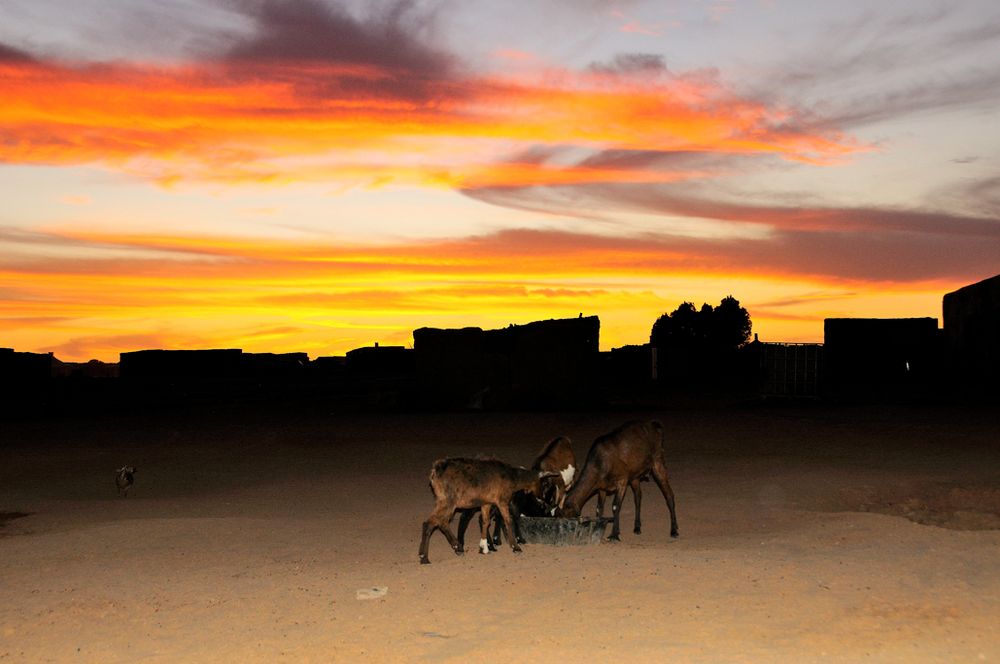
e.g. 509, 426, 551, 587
760, 343, 823, 397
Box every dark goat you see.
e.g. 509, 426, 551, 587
459, 436, 577, 548
115, 466, 136, 498
418, 458, 557, 564
560, 420, 678, 541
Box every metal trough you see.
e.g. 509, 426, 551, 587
517, 515, 612, 546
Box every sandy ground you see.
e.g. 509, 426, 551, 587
1, 400, 999, 663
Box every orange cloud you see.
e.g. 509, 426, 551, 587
0, 54, 864, 188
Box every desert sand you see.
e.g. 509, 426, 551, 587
2, 399, 999, 662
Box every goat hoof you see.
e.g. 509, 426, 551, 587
491, 536, 502, 547
671, 530, 679, 538
607, 534, 621, 542
420, 557, 430, 565
634, 527, 642, 535
516, 537, 526, 545
512, 547, 523, 554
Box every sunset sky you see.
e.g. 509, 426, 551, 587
2, 0, 999, 361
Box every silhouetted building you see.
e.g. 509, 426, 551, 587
604, 344, 656, 383
0, 348, 12, 379
310, 355, 347, 379
119, 349, 243, 382
600, 343, 658, 404
0, 349, 54, 384
412, 327, 491, 407
345, 344, 414, 380
0, 350, 55, 414
824, 318, 940, 398
943, 273, 1000, 392
413, 316, 600, 408
241, 352, 309, 381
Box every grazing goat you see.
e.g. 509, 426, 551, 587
418, 458, 558, 564
559, 420, 678, 541
532, 436, 577, 512
457, 436, 577, 548
115, 466, 136, 498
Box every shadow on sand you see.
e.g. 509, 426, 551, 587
0, 511, 32, 533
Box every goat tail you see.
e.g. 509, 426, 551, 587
650, 419, 667, 459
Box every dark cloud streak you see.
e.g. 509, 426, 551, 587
589, 52, 666, 74
748, 8, 1000, 129
489, 226, 1000, 283
466, 179, 1000, 239
0, 42, 34, 61
217, 0, 459, 100
462, 180, 1000, 283
225, 0, 452, 74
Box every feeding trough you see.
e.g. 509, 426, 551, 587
517, 515, 612, 546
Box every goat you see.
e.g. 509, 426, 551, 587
418, 458, 558, 564
457, 436, 577, 549
559, 420, 678, 541
532, 436, 577, 512
115, 466, 136, 498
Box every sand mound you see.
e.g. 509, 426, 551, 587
837, 483, 1000, 530
0, 511, 31, 533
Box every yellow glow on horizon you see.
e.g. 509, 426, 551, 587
0, 230, 957, 362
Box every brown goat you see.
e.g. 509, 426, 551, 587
560, 420, 678, 541
458, 436, 577, 549
418, 458, 557, 564
532, 436, 576, 511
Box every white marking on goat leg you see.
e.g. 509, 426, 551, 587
560, 464, 575, 488
550, 507, 557, 516
479, 538, 490, 554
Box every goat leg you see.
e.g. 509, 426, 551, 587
652, 455, 679, 538
418, 520, 436, 564
608, 486, 626, 541
490, 510, 503, 551
631, 478, 642, 535
478, 506, 494, 554
509, 501, 526, 545
456, 508, 476, 553
495, 503, 522, 553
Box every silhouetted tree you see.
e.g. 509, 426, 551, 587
650, 296, 752, 383
709, 296, 753, 350
650, 301, 702, 350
